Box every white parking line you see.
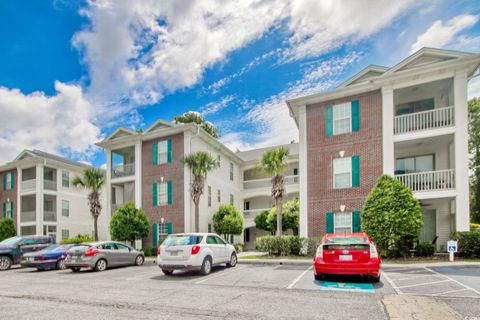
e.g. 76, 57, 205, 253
433, 288, 470, 296
425, 267, 480, 296
382, 271, 402, 295
397, 279, 451, 289
287, 266, 312, 289
393, 274, 444, 282
194, 266, 246, 284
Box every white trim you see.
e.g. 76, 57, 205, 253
382, 87, 395, 175
298, 105, 308, 237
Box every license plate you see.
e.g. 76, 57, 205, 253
339, 255, 352, 261
170, 251, 178, 256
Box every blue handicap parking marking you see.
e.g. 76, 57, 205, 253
321, 281, 375, 293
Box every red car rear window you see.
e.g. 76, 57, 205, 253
324, 236, 368, 244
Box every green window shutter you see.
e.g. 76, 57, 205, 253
167, 181, 172, 205
352, 156, 360, 187
352, 211, 361, 232
3, 173, 6, 190
167, 222, 173, 234
293, 168, 298, 175
351, 100, 360, 132
152, 183, 158, 207
10, 171, 14, 189
10, 202, 14, 218
167, 139, 172, 163
2, 202, 5, 218
325, 106, 333, 137
326, 212, 334, 234
152, 142, 158, 166
152, 224, 159, 247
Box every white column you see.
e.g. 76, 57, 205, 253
105, 149, 112, 216
298, 105, 308, 237
454, 71, 470, 231
184, 133, 192, 232
382, 87, 395, 175
16, 167, 22, 231
134, 141, 142, 208
36, 163, 44, 235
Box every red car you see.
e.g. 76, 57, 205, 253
313, 232, 381, 282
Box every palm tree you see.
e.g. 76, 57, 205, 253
257, 147, 290, 236
182, 151, 218, 232
72, 168, 106, 241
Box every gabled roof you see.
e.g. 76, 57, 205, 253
13, 149, 92, 169
383, 47, 476, 76
145, 119, 175, 133
339, 65, 388, 88
101, 127, 138, 142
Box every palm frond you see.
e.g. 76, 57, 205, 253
256, 146, 290, 176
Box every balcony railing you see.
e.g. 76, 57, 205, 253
395, 169, 455, 192
243, 175, 299, 190
112, 163, 135, 178
44, 210, 57, 222
394, 106, 454, 135
44, 180, 57, 191
21, 179, 36, 192
20, 211, 36, 223
244, 208, 270, 218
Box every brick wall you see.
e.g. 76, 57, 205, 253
306, 90, 383, 237
0, 169, 18, 223
142, 133, 185, 246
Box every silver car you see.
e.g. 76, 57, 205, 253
64, 241, 145, 272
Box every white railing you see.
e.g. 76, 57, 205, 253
243, 175, 299, 190
44, 210, 57, 222
394, 106, 454, 135
395, 169, 455, 192
20, 211, 36, 223
112, 163, 135, 178
244, 208, 270, 218
21, 179, 36, 192
44, 180, 57, 191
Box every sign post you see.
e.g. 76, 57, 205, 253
447, 240, 458, 262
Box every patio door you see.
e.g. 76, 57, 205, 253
419, 209, 436, 243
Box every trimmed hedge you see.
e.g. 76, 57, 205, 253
453, 231, 480, 258
414, 243, 435, 257
256, 236, 315, 256
142, 247, 157, 257
471, 223, 480, 231
60, 234, 94, 244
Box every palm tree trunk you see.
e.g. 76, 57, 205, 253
94, 216, 98, 241
195, 203, 200, 232
276, 197, 283, 236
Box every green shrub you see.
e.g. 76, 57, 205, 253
0, 218, 16, 242
213, 205, 244, 239
60, 234, 94, 244
306, 237, 323, 256
453, 231, 480, 258
414, 243, 435, 257
110, 203, 150, 242
142, 247, 155, 256
471, 223, 480, 231
256, 236, 309, 256
234, 243, 244, 253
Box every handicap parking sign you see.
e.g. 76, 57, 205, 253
321, 281, 374, 293
447, 240, 458, 253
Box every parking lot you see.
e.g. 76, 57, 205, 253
1, 262, 480, 319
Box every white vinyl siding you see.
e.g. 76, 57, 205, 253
333, 157, 352, 189
334, 212, 352, 234
157, 140, 169, 164
333, 102, 352, 135
158, 181, 168, 205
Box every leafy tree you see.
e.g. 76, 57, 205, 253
362, 175, 423, 257
182, 151, 218, 232
0, 218, 16, 242
257, 146, 290, 236
213, 205, 244, 239
110, 202, 150, 243
254, 210, 274, 235
283, 198, 300, 235
469, 98, 480, 223
72, 168, 106, 241
174, 111, 220, 138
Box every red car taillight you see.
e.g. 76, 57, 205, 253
315, 245, 323, 259
85, 248, 99, 257
191, 245, 200, 255
157, 247, 161, 256
370, 244, 379, 258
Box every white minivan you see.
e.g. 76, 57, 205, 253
157, 233, 237, 275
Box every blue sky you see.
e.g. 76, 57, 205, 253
0, 0, 479, 167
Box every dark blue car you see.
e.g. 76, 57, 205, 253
0, 236, 55, 270
21, 244, 75, 271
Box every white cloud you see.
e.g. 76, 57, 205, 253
0, 82, 101, 164
469, 76, 480, 100
199, 95, 235, 116
410, 14, 479, 54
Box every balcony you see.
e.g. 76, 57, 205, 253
394, 106, 454, 135
21, 179, 36, 192
44, 210, 57, 222
20, 211, 36, 223
112, 163, 135, 178
244, 208, 270, 227
395, 169, 455, 192
44, 180, 57, 191
243, 175, 299, 190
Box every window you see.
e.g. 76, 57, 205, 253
62, 171, 69, 188
208, 186, 211, 207
206, 236, 217, 244
395, 154, 434, 174
4, 201, 13, 218
214, 236, 226, 245
244, 201, 250, 211
5, 171, 12, 190
395, 98, 434, 116
217, 189, 221, 203
230, 194, 234, 206
217, 155, 221, 167
334, 212, 352, 234
158, 181, 168, 205
43, 225, 56, 238
20, 226, 36, 236
61, 229, 69, 240
230, 163, 234, 181
333, 157, 352, 189
62, 200, 69, 217
115, 243, 130, 251
158, 140, 169, 164
333, 103, 352, 135
244, 229, 250, 242
208, 223, 212, 233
